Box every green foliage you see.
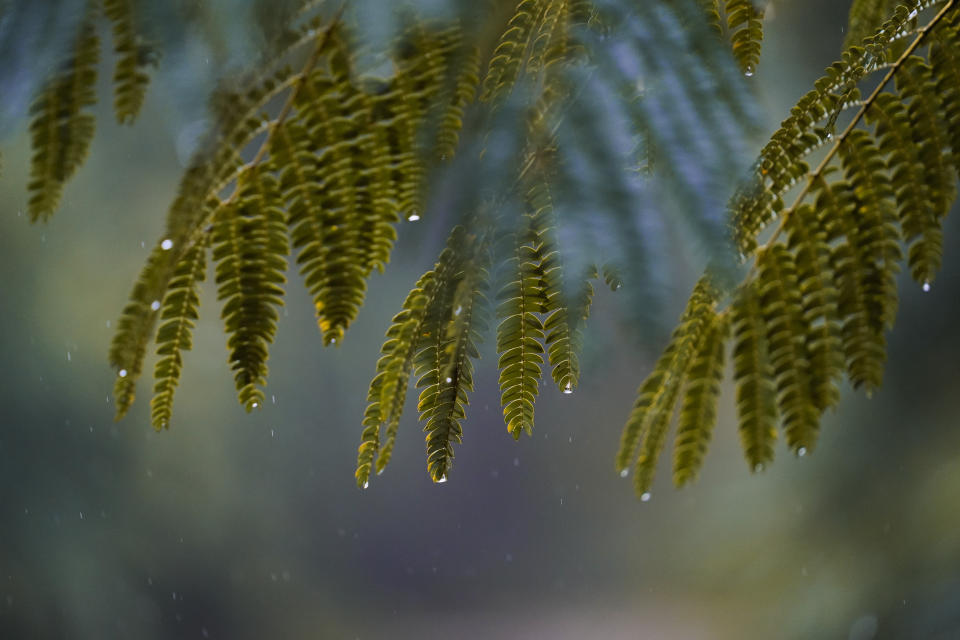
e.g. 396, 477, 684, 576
104, 0, 156, 123
11, 0, 958, 500
24, 0, 156, 221
621, 0, 960, 499
27, 3, 99, 221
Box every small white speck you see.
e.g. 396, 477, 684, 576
150, 300, 160, 311
66, 351, 71, 362
140, 240, 146, 248
407, 213, 420, 222
362, 481, 369, 489
106, 320, 111, 328
798, 447, 807, 457
513, 457, 520, 467
252, 402, 259, 409
436, 475, 448, 484
563, 382, 573, 395
445, 377, 452, 383
922, 281, 931, 292
640, 492, 651, 502
754, 463, 765, 473
454, 305, 462, 316
118, 369, 128, 378
161, 239, 173, 250
619, 468, 629, 478
79, 511, 84, 520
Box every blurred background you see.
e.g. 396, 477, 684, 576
2, 1, 959, 638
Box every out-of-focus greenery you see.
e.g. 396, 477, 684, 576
1, 1, 959, 638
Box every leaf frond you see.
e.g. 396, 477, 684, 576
27, 4, 99, 221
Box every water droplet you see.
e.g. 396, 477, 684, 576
79, 511, 84, 520
270, 428, 274, 437
922, 281, 931, 292
563, 382, 573, 395
754, 463, 765, 473
330, 338, 336, 345
454, 305, 462, 316
797, 447, 807, 457
744, 67, 755, 77
407, 213, 420, 222
436, 475, 448, 484
272, 395, 276, 404
66, 351, 71, 362
619, 468, 629, 478
160, 238, 173, 250
252, 402, 259, 409
118, 369, 128, 378
150, 300, 160, 311
140, 240, 146, 248
445, 376, 452, 383
362, 480, 369, 489
640, 492, 651, 502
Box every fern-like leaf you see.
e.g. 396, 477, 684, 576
731, 280, 777, 471
725, 0, 764, 75
151, 242, 207, 429
415, 227, 490, 482
27, 4, 99, 221
103, 0, 156, 123
672, 312, 728, 487
616, 277, 718, 497
212, 168, 289, 410
496, 226, 547, 439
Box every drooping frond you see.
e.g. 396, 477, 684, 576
414, 226, 491, 483
111, 12, 480, 422
731, 280, 777, 471
495, 222, 547, 439
103, 0, 157, 123
755, 245, 820, 453
150, 242, 207, 430
480, 0, 587, 103
356, 233, 467, 487
724, 0, 764, 76
620, 0, 960, 495
212, 167, 289, 411
615, 276, 720, 497
672, 311, 728, 487
27, 3, 99, 221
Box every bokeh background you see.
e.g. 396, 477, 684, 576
2, 1, 959, 638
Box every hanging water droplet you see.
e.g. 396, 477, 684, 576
445, 376, 452, 383
619, 468, 629, 478
330, 338, 337, 345
160, 238, 173, 250
454, 305, 462, 316
754, 463, 765, 473
640, 492, 651, 502
563, 382, 573, 395
436, 475, 448, 484
118, 369, 128, 378
922, 281, 931, 292
797, 447, 807, 457
362, 480, 369, 489
407, 213, 420, 222
744, 67, 755, 77
150, 300, 160, 311
251, 401, 259, 409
